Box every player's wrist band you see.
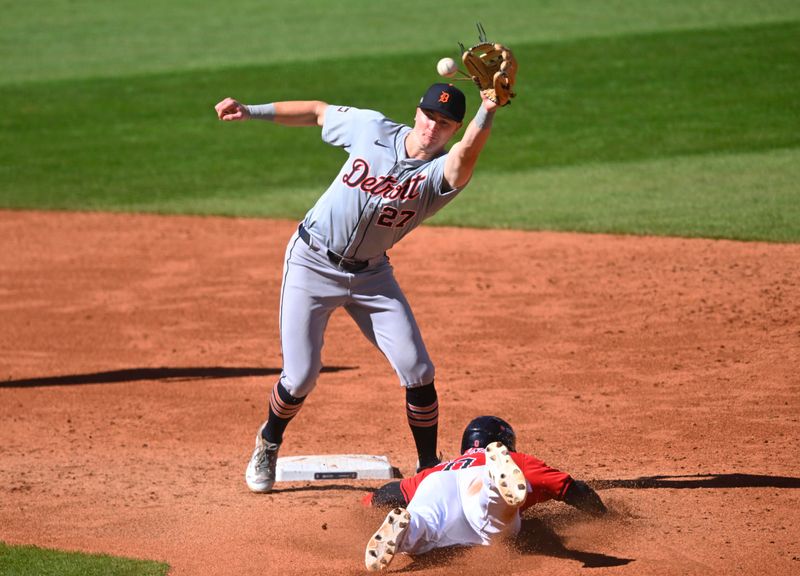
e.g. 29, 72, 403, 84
474, 106, 495, 129
245, 103, 277, 121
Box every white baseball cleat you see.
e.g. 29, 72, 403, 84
485, 441, 527, 507
245, 422, 280, 493
365, 507, 411, 571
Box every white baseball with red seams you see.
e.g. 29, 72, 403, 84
437, 57, 458, 77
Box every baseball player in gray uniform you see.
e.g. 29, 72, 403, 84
214, 83, 500, 493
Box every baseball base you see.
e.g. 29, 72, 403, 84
275, 454, 401, 481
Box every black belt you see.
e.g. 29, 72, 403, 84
298, 224, 369, 273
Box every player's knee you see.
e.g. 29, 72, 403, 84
282, 365, 321, 397
398, 359, 435, 387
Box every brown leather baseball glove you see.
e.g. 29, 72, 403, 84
461, 24, 518, 106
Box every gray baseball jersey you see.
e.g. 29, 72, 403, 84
302, 105, 464, 261
278, 104, 468, 397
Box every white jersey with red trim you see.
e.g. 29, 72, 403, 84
390, 448, 573, 555
401, 448, 573, 511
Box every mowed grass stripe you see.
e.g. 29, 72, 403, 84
0, 541, 169, 576
2, 0, 798, 85
432, 147, 800, 242
1, 22, 797, 240
91, 148, 800, 243
526, 21, 799, 167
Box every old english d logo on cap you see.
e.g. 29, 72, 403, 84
419, 83, 466, 122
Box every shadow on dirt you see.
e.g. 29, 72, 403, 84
0, 365, 354, 388
391, 515, 633, 571
271, 484, 375, 494
593, 473, 800, 490
514, 516, 634, 568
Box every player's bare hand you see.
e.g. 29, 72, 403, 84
215, 97, 250, 121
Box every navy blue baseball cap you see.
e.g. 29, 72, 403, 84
418, 83, 466, 122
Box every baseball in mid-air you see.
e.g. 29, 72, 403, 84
437, 57, 458, 78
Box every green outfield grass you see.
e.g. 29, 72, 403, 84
1, 16, 797, 241
2, 0, 799, 84
0, 542, 169, 576
434, 148, 800, 242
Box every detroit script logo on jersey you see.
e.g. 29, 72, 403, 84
342, 158, 427, 201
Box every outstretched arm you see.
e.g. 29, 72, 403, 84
215, 98, 328, 127
443, 94, 497, 189
562, 479, 608, 516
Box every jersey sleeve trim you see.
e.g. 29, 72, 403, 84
557, 477, 574, 500
400, 481, 412, 504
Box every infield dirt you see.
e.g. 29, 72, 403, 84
1, 211, 798, 575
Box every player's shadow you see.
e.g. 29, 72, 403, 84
271, 484, 375, 494
513, 516, 634, 568
592, 473, 800, 490
0, 365, 354, 388
396, 514, 632, 572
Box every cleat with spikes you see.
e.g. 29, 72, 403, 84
485, 441, 527, 507
365, 507, 411, 571
245, 421, 280, 493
